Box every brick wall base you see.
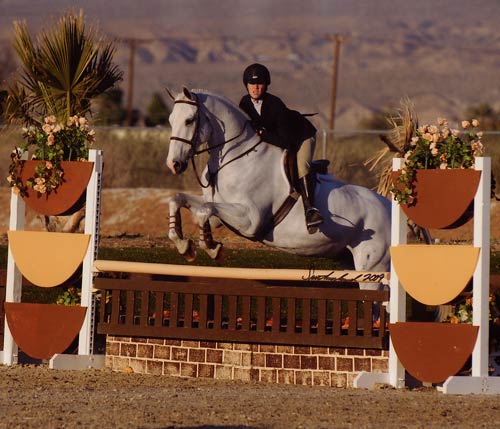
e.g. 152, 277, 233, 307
105, 336, 388, 387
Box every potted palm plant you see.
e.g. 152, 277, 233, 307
3, 11, 122, 215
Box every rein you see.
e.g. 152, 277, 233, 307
170, 97, 263, 188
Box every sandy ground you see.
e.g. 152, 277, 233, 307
1, 365, 500, 429
2, 189, 500, 428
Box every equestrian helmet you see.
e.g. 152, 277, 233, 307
243, 63, 271, 86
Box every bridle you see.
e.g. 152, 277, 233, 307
169, 96, 262, 188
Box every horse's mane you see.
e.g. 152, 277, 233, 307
191, 89, 239, 110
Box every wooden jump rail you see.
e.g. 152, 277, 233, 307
93, 262, 390, 350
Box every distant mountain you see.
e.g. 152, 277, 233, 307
1, 0, 500, 129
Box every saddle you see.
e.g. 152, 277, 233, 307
284, 150, 330, 192
258, 151, 330, 238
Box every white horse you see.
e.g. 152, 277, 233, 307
165, 87, 391, 291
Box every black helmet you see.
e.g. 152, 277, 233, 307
243, 63, 271, 86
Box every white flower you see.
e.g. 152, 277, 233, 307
472, 119, 479, 127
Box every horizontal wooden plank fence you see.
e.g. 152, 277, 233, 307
94, 273, 389, 350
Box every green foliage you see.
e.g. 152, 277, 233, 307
94, 88, 126, 126
145, 92, 170, 127
3, 11, 122, 126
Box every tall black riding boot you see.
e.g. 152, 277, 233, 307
300, 173, 323, 234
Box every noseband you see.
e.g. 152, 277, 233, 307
169, 99, 200, 149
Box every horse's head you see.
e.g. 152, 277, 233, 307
166, 87, 211, 175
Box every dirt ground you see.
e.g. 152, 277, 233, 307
1, 365, 500, 429
2, 189, 500, 428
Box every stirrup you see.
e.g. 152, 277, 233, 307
306, 207, 323, 233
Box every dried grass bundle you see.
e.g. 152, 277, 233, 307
364, 98, 418, 196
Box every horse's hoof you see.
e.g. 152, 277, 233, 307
204, 242, 223, 260
182, 240, 197, 262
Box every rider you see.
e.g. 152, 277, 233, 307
239, 63, 323, 234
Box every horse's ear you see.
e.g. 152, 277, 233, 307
182, 86, 193, 100
165, 87, 175, 101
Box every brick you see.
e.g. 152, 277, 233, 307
137, 344, 154, 359
111, 356, 130, 372
129, 358, 147, 374
233, 367, 252, 381
217, 342, 233, 350
105, 355, 113, 369
265, 354, 283, 368
260, 369, 277, 383
295, 371, 312, 385
250, 368, 260, 382
154, 345, 171, 360
120, 343, 137, 357
171, 347, 188, 361
277, 369, 295, 384
180, 363, 198, 377
313, 371, 331, 386
259, 345, 276, 353
251, 353, 265, 367
276, 345, 294, 353
215, 365, 232, 380
284, 354, 300, 369
135, 337, 148, 343
336, 357, 354, 372
300, 355, 318, 370
164, 339, 182, 346
331, 373, 347, 388
311, 346, 328, 355
318, 356, 335, 370
347, 348, 364, 356
198, 364, 215, 378
206, 349, 223, 364
365, 349, 383, 356
189, 348, 206, 363
147, 338, 165, 345
371, 358, 389, 372
223, 350, 242, 365
200, 340, 216, 348
347, 373, 358, 388
182, 340, 200, 348
354, 357, 372, 372
294, 346, 311, 355
241, 352, 251, 367
234, 343, 252, 351
147, 360, 163, 375
329, 347, 346, 355
106, 341, 120, 356
164, 362, 180, 376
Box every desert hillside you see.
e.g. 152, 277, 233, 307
1, 0, 500, 129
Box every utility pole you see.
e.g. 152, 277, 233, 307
125, 38, 137, 127
122, 37, 154, 126
329, 34, 344, 131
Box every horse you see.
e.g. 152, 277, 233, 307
165, 87, 392, 292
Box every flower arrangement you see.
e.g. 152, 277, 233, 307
7, 115, 95, 196
446, 292, 500, 325
56, 286, 81, 306
390, 118, 484, 205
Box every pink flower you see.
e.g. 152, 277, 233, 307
461, 120, 471, 129
472, 119, 479, 127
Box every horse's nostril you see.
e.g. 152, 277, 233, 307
173, 161, 181, 174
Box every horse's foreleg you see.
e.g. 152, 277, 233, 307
168, 193, 196, 260
194, 205, 223, 260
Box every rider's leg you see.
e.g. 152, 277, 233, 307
297, 136, 323, 234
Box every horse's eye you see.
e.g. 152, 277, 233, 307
185, 117, 194, 126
